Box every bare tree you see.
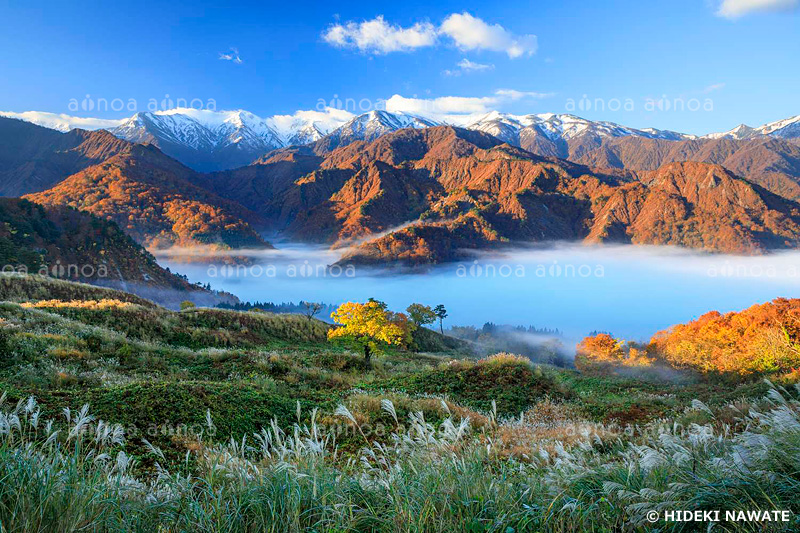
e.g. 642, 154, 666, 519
303, 301, 324, 321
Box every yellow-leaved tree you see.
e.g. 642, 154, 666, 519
328, 301, 411, 363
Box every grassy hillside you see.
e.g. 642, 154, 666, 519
0, 276, 796, 531
0, 274, 157, 308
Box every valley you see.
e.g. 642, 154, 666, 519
2, 94, 800, 533
3, 5, 799, 530
162, 243, 800, 340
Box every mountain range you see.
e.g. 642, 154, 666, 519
0, 117, 271, 252
3, 107, 798, 173
204, 126, 800, 265
3, 110, 800, 270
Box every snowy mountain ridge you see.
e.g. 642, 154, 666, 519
2, 107, 798, 171
703, 114, 800, 140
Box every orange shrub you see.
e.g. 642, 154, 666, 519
575, 333, 654, 373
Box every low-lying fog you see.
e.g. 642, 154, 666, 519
158, 243, 800, 342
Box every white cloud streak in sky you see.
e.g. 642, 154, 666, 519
219, 48, 243, 64
716, 0, 799, 18
0, 111, 125, 131
385, 89, 555, 119
443, 58, 495, 76
702, 83, 726, 94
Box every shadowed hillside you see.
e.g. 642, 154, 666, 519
0, 118, 271, 252
0, 199, 237, 306
0, 116, 130, 197
571, 136, 800, 202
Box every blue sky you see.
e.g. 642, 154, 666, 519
0, 0, 798, 135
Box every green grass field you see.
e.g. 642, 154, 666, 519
0, 274, 797, 531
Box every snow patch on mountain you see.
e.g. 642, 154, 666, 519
267, 107, 355, 145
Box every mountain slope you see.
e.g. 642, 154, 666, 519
24, 144, 271, 250
704, 114, 800, 140
0, 197, 227, 304
586, 161, 800, 252
0, 116, 131, 196
310, 110, 439, 154
210, 126, 551, 245
343, 159, 800, 265
7, 108, 800, 174
462, 111, 691, 160
572, 136, 800, 201
111, 110, 284, 172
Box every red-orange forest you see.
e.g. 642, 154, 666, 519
578, 297, 800, 377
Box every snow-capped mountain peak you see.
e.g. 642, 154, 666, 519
315, 110, 440, 150
112, 108, 281, 151
704, 115, 800, 140
103, 107, 356, 170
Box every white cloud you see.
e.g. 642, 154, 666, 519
0, 111, 125, 132
716, 0, 798, 18
268, 107, 355, 136
494, 89, 555, 100
385, 89, 554, 119
457, 58, 494, 72
322, 16, 437, 54
386, 94, 497, 115
702, 82, 726, 93
322, 13, 536, 58
440, 13, 537, 58
443, 58, 495, 76
219, 48, 243, 64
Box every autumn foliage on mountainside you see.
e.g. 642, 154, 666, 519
209, 127, 800, 265
651, 298, 800, 374
0, 198, 199, 291
25, 148, 270, 251
577, 298, 800, 376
